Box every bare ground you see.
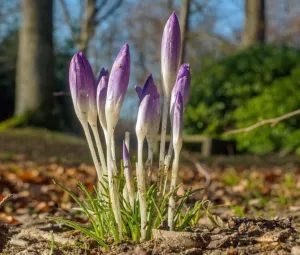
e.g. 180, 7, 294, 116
0, 128, 299, 254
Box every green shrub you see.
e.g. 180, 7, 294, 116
185, 44, 300, 154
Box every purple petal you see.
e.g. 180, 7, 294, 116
135, 75, 161, 142
161, 12, 181, 98
146, 95, 161, 144
176, 63, 190, 82
172, 92, 183, 149
96, 67, 107, 86
69, 52, 96, 120
137, 74, 160, 102
106, 44, 131, 130
170, 63, 191, 117
136, 75, 161, 143
135, 85, 143, 99
97, 68, 109, 130
140, 74, 155, 99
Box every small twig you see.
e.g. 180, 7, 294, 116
181, 151, 211, 188
224, 109, 300, 135
95, 0, 123, 24
0, 194, 13, 209
195, 162, 211, 188
58, 0, 78, 44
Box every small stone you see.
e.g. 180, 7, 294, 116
238, 223, 247, 234
134, 246, 147, 255
185, 248, 203, 255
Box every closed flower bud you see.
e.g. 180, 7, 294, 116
135, 75, 161, 144
161, 12, 181, 98
69, 52, 96, 122
172, 92, 183, 151
170, 63, 190, 118
105, 44, 130, 133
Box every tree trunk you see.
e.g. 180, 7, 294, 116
241, 0, 265, 48
15, 0, 53, 116
179, 0, 190, 64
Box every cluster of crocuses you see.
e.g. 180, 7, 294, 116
69, 12, 190, 240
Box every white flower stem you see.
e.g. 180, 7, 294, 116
145, 142, 153, 188
80, 120, 102, 182
124, 132, 135, 210
123, 185, 129, 204
162, 141, 173, 196
168, 149, 180, 231
137, 138, 147, 240
106, 130, 122, 239
111, 136, 116, 161
90, 124, 107, 175
125, 132, 130, 151
158, 97, 170, 194
105, 129, 116, 164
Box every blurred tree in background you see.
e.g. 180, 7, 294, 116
0, 30, 17, 121
58, 0, 123, 55
241, 0, 265, 48
15, 0, 54, 122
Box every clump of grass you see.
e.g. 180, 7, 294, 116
49, 179, 213, 248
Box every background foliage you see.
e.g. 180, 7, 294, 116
185, 45, 300, 154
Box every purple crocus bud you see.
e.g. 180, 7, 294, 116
135, 75, 158, 100
161, 12, 181, 98
97, 68, 109, 131
172, 92, 183, 151
170, 63, 190, 118
69, 52, 96, 122
105, 44, 130, 133
147, 94, 161, 146
135, 75, 161, 144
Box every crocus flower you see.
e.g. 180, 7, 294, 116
105, 44, 130, 133
172, 92, 183, 151
69, 52, 96, 122
170, 63, 190, 118
97, 68, 109, 131
135, 75, 161, 143
161, 12, 181, 98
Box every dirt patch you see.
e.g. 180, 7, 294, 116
1, 217, 299, 254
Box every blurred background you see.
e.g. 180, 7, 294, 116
0, 0, 300, 156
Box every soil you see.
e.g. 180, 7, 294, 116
0, 128, 299, 254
